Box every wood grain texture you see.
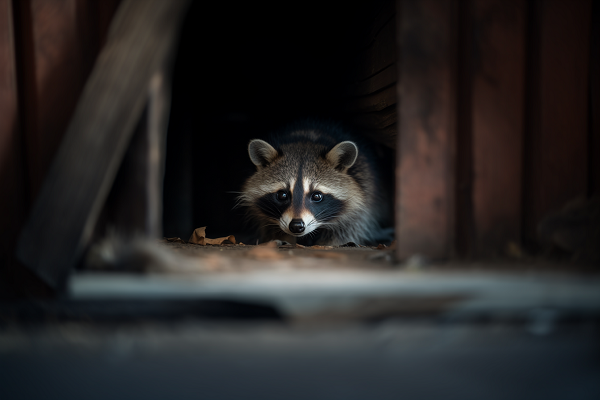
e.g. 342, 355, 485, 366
523, 0, 592, 242
590, 1, 600, 195
364, 124, 397, 149
347, 64, 396, 97
16, 0, 86, 200
16, 0, 190, 288
354, 0, 396, 49
101, 68, 171, 239
348, 85, 396, 113
346, 1, 398, 149
396, 0, 457, 260
0, 0, 27, 265
470, 0, 526, 256
355, 18, 397, 81
353, 105, 397, 130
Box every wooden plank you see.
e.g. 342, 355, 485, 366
346, 64, 397, 96
16, 0, 190, 288
74, 0, 121, 74
0, 0, 27, 271
355, 0, 396, 49
396, 0, 457, 260
523, 0, 592, 242
352, 105, 396, 130
102, 67, 171, 238
590, 1, 600, 195
16, 0, 87, 201
354, 17, 397, 81
364, 123, 397, 149
348, 85, 396, 113
470, 0, 526, 256
15, 0, 121, 203
95, 0, 122, 47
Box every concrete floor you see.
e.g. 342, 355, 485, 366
1, 320, 599, 400
2, 240, 599, 400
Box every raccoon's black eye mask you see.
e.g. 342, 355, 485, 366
274, 190, 324, 204
276, 190, 289, 202
255, 188, 343, 222
256, 191, 289, 219
308, 194, 344, 222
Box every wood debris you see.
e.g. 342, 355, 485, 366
188, 227, 236, 245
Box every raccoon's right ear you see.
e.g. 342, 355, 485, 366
248, 139, 278, 168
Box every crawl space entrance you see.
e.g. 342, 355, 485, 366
162, 0, 398, 242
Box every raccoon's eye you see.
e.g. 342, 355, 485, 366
276, 190, 289, 202
311, 191, 323, 202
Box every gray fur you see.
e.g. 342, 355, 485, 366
238, 125, 391, 246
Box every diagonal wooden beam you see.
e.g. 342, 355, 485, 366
16, 0, 190, 289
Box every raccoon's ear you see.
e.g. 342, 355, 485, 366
326, 141, 358, 171
248, 139, 278, 167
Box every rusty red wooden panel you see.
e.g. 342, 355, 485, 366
16, 0, 120, 202
75, 0, 121, 69
524, 0, 592, 241
16, 0, 85, 200
470, 0, 526, 256
0, 0, 50, 296
0, 0, 27, 257
590, 1, 600, 196
396, 0, 457, 259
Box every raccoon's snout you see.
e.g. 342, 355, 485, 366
289, 219, 305, 234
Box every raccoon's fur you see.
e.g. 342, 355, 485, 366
238, 120, 392, 246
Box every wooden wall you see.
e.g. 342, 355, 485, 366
0, 0, 120, 296
346, 0, 398, 149
395, 0, 598, 260
0, 0, 597, 296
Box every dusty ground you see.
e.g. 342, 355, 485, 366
151, 239, 598, 275
163, 240, 394, 267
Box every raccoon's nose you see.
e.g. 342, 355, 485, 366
289, 219, 305, 234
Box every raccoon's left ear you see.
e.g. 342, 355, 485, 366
326, 141, 358, 171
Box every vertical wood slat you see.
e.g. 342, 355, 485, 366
17, 0, 87, 201
101, 67, 171, 239
396, 0, 457, 260
1, 0, 122, 297
470, 0, 526, 255
590, 1, 600, 196
524, 0, 592, 242
0, 0, 27, 261
16, 0, 189, 289
15, 0, 120, 204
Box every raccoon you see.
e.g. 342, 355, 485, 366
238, 120, 392, 246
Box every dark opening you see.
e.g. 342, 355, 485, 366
163, 0, 394, 242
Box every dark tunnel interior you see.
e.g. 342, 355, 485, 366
163, 0, 391, 241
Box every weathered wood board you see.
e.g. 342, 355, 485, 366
16, 0, 190, 288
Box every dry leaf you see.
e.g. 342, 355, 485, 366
188, 226, 236, 245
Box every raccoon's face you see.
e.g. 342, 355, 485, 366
242, 138, 361, 239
